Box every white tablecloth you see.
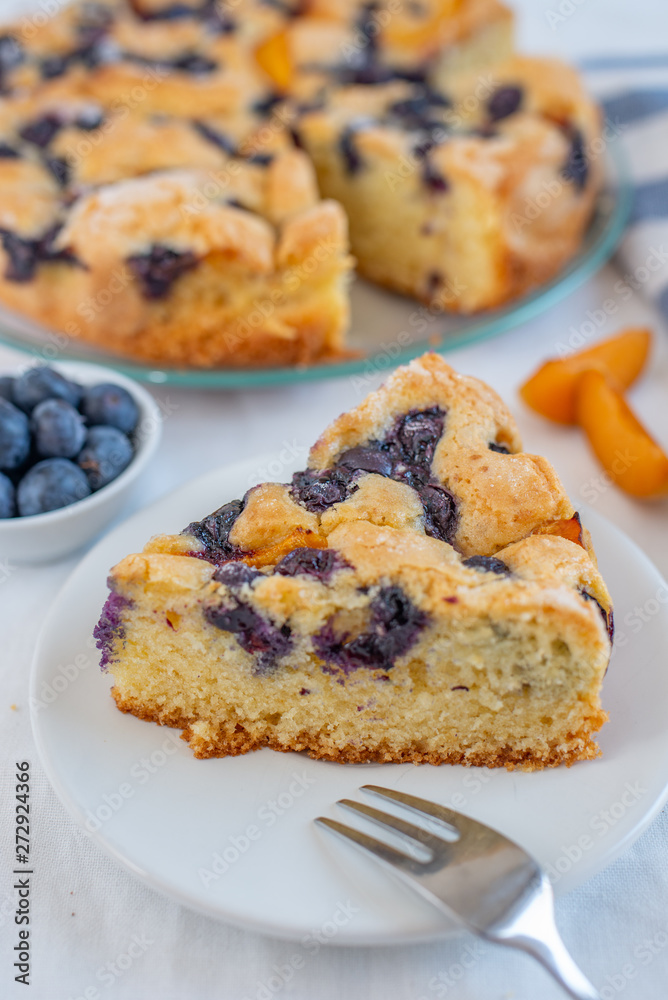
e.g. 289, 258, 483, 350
1, 1, 668, 997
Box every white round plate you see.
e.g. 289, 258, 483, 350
31, 454, 668, 945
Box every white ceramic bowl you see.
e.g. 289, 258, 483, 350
0, 361, 162, 564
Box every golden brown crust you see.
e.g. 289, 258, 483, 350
307, 354, 576, 555
112, 689, 607, 770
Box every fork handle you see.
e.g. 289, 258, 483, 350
484, 880, 601, 1000
489, 927, 601, 1000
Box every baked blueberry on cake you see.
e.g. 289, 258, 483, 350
96, 354, 613, 769
0, 152, 352, 367
293, 56, 602, 312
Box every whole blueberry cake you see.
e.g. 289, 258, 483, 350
0, 0, 601, 364
96, 354, 613, 768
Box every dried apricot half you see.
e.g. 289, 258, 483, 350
576, 370, 668, 499
520, 327, 652, 424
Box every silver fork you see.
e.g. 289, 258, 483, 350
315, 785, 600, 1000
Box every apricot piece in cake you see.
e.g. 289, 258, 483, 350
255, 30, 292, 91
520, 327, 652, 424
576, 370, 668, 499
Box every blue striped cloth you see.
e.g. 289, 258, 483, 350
582, 55, 668, 322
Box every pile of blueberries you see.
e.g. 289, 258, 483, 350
0, 366, 139, 518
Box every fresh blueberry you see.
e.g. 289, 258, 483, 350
45, 155, 71, 186
77, 426, 133, 490
0, 471, 15, 517
0, 375, 14, 401
0, 34, 23, 74
0, 398, 30, 469
17, 458, 91, 515
170, 52, 218, 74
32, 398, 86, 458
12, 366, 82, 412
40, 54, 69, 79
81, 383, 139, 434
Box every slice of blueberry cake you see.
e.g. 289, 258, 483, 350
97, 354, 613, 769
294, 56, 602, 313
0, 150, 352, 367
